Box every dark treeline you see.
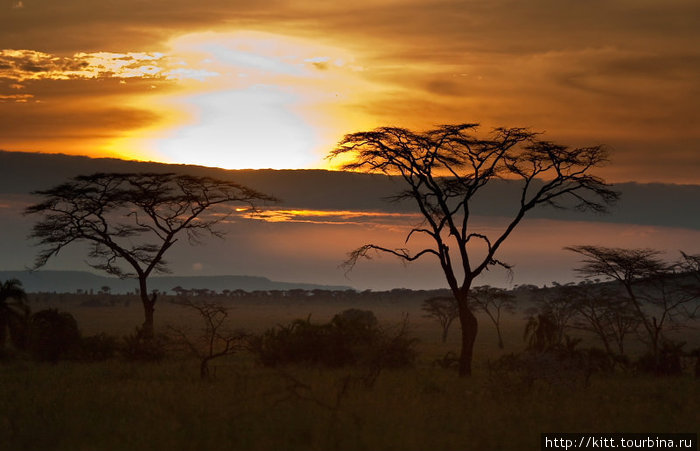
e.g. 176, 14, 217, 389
26, 286, 455, 307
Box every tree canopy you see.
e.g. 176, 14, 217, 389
26, 172, 277, 336
330, 123, 618, 376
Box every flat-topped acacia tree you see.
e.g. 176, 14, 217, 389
329, 123, 618, 376
26, 172, 277, 338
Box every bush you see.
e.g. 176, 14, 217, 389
366, 327, 417, 369
635, 341, 685, 376
121, 327, 167, 361
27, 309, 82, 363
250, 309, 416, 369
487, 344, 619, 392
80, 333, 119, 361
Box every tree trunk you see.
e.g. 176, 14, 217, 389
200, 357, 211, 379
138, 277, 156, 339
458, 300, 478, 377
496, 327, 504, 350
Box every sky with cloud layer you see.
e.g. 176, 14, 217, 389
1, 0, 699, 182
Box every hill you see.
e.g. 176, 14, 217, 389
0, 270, 353, 294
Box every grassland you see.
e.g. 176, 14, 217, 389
1, 294, 698, 451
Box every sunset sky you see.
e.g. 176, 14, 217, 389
1, 0, 699, 183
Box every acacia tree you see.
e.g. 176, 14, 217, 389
568, 283, 638, 356
566, 246, 699, 358
329, 123, 617, 376
26, 172, 276, 338
471, 285, 515, 349
421, 296, 459, 343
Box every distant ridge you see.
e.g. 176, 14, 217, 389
0, 270, 353, 294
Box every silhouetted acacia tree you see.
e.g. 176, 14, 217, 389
421, 296, 458, 343
26, 172, 276, 338
0, 278, 30, 351
471, 286, 515, 349
330, 123, 617, 376
569, 283, 638, 356
566, 246, 699, 358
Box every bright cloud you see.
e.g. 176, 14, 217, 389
0, 49, 214, 82
127, 31, 378, 169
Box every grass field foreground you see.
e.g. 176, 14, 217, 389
1, 356, 698, 451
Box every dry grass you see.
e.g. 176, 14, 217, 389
2, 295, 698, 451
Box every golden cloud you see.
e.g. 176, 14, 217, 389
0, 49, 219, 82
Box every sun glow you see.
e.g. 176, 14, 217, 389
119, 31, 376, 169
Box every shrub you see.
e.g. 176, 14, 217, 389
250, 309, 416, 369
80, 333, 119, 361
250, 317, 346, 367
487, 344, 619, 392
27, 309, 82, 362
366, 327, 417, 369
121, 327, 167, 361
635, 341, 685, 376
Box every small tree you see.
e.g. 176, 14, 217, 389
0, 278, 30, 352
169, 299, 247, 379
471, 286, 515, 349
330, 123, 617, 376
421, 296, 458, 343
26, 172, 276, 338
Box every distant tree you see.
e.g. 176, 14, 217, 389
421, 296, 458, 343
99, 285, 111, 295
330, 123, 617, 376
568, 283, 638, 356
0, 278, 30, 351
471, 286, 515, 349
566, 246, 699, 358
26, 172, 276, 338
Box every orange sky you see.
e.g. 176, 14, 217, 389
1, 0, 699, 183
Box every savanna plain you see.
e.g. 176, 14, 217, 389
1, 288, 698, 451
